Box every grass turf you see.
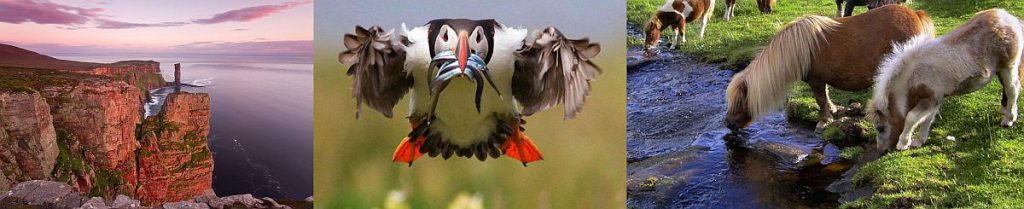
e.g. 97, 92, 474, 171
627, 0, 1024, 207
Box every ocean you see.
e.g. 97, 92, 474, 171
50, 53, 313, 199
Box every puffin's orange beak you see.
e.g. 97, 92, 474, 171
455, 31, 470, 73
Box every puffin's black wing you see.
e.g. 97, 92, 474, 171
339, 25, 413, 118
513, 27, 602, 119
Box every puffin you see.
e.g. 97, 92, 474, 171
339, 19, 602, 166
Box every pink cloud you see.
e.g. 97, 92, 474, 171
0, 0, 102, 25
192, 0, 310, 24
0, 0, 308, 29
94, 18, 186, 29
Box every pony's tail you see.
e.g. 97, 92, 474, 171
726, 15, 838, 120
915, 10, 936, 36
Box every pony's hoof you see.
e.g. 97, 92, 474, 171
895, 143, 911, 151
1001, 119, 1014, 127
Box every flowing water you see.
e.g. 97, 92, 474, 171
626, 27, 849, 209
51, 53, 313, 199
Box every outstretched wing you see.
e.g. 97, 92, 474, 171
339, 25, 414, 118
513, 27, 602, 119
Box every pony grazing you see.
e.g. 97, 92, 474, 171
725, 5, 935, 132
643, 0, 715, 55
868, 9, 1024, 151
723, 0, 777, 21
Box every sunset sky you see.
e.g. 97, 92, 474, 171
0, 0, 312, 55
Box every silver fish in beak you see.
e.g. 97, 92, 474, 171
427, 50, 501, 123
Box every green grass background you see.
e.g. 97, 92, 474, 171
628, 0, 1024, 207
314, 4, 628, 209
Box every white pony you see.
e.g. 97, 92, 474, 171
868, 8, 1024, 151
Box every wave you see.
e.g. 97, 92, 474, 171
189, 76, 215, 86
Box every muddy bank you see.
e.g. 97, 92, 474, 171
626, 42, 853, 208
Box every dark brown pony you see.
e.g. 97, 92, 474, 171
723, 0, 776, 21
725, 5, 935, 132
643, 0, 714, 56
836, 0, 907, 17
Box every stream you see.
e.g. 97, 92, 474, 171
626, 26, 851, 209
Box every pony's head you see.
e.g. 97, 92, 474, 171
866, 97, 900, 152
643, 16, 663, 56
725, 72, 753, 130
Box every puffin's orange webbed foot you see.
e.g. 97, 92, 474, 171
392, 123, 425, 166
502, 122, 543, 166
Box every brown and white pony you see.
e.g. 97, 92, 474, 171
643, 0, 715, 55
868, 9, 1024, 152
724, 5, 935, 132
836, 0, 907, 17
723, 0, 776, 21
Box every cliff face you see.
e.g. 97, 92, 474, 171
84, 61, 166, 90
136, 92, 213, 205
0, 68, 213, 205
0, 90, 58, 191
40, 77, 143, 196
44, 78, 142, 170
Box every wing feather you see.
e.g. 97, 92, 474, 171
339, 25, 414, 118
513, 27, 602, 119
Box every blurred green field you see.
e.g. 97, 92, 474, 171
314, 19, 627, 209
629, 0, 1024, 207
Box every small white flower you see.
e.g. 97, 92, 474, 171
946, 136, 956, 141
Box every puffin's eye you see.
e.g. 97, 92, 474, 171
442, 32, 449, 42
476, 32, 483, 43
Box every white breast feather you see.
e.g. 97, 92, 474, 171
402, 23, 432, 115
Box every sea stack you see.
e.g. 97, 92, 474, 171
174, 63, 182, 86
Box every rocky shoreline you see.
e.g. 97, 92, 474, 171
0, 180, 312, 209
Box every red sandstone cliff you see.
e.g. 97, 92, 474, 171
1, 64, 212, 205
0, 90, 58, 191
38, 75, 143, 196
136, 92, 214, 205
80, 61, 165, 90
